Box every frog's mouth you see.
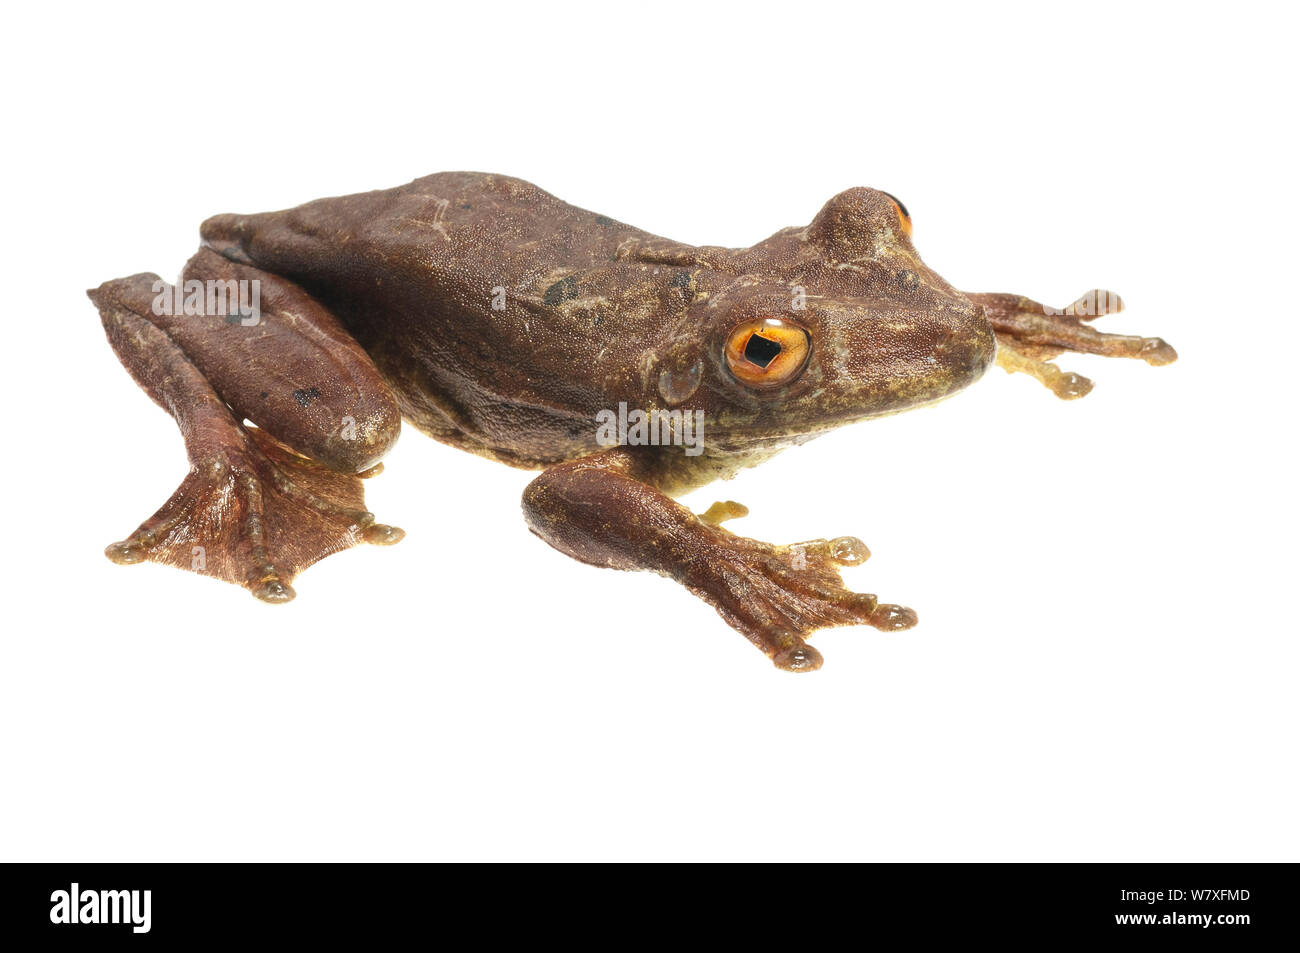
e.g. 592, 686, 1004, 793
702, 384, 975, 454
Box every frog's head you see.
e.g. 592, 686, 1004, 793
689, 188, 995, 447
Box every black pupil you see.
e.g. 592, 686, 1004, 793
744, 334, 783, 368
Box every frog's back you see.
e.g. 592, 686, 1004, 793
204, 172, 640, 293
199, 173, 693, 467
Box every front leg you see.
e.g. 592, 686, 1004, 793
969, 290, 1177, 398
522, 449, 915, 672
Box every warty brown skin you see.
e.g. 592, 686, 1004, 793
88, 172, 1176, 671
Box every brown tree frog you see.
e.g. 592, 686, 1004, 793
89, 173, 1175, 671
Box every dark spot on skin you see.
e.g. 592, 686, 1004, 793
882, 191, 910, 220
293, 387, 321, 407
669, 270, 692, 290
260, 392, 269, 400
593, 314, 603, 326
460, 203, 472, 210
595, 215, 615, 226
216, 244, 254, 265
544, 275, 579, 306
744, 334, 782, 368
897, 270, 920, 292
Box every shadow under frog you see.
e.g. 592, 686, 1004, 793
88, 173, 1175, 672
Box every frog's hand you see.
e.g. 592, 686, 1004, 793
968, 290, 1177, 399
523, 450, 915, 672
89, 263, 403, 602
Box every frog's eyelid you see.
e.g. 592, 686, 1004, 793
880, 191, 913, 238
881, 191, 910, 220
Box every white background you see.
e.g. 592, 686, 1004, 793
2, 2, 1296, 861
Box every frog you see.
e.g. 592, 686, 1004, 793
88, 172, 1176, 672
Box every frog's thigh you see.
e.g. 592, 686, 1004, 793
157, 247, 401, 471
88, 268, 403, 602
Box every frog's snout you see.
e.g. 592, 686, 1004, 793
934, 308, 997, 389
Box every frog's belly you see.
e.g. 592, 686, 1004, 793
360, 318, 609, 469
394, 378, 608, 470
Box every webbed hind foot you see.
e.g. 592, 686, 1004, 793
105, 426, 403, 602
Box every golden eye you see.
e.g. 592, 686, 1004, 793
882, 191, 912, 238
725, 318, 811, 388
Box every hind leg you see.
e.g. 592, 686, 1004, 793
89, 250, 404, 602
